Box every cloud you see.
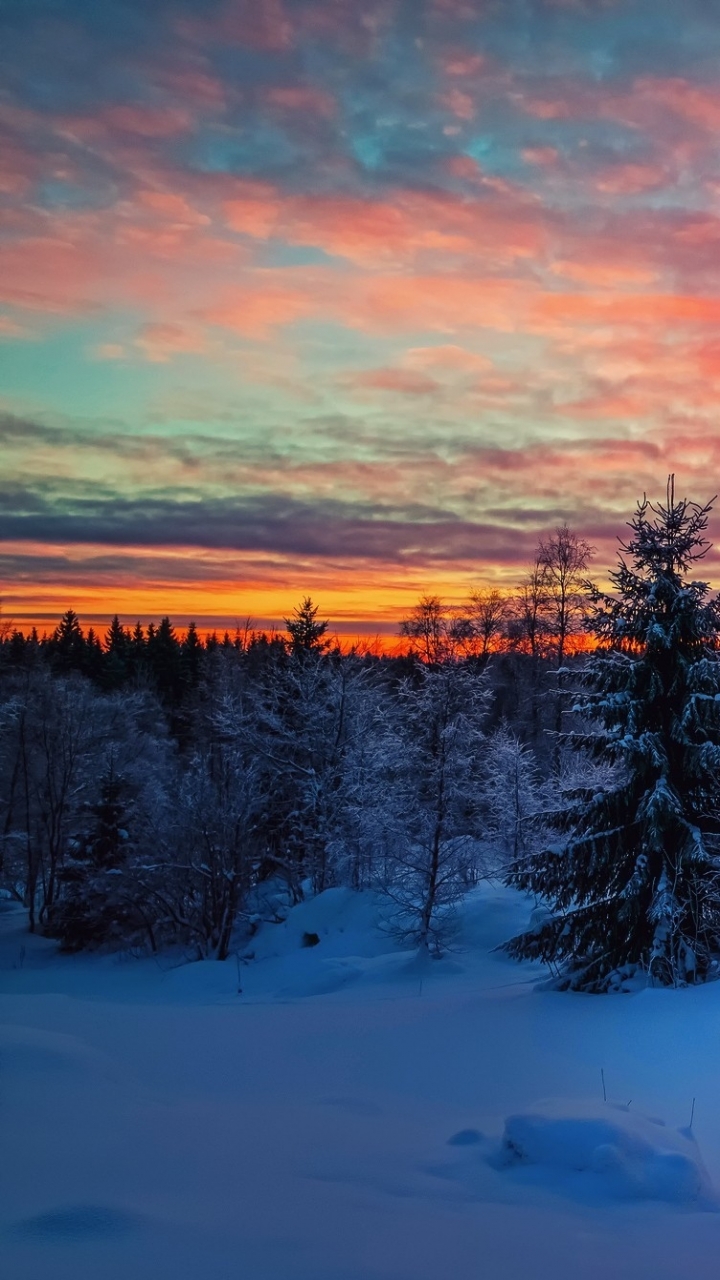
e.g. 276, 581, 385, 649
7, 0, 720, 629
347, 367, 441, 395
133, 322, 206, 363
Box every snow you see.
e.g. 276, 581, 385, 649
3, 886, 720, 1278
498, 1099, 716, 1206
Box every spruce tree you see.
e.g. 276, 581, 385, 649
505, 479, 720, 991
284, 597, 330, 657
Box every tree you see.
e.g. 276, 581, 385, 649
231, 645, 371, 898
147, 616, 182, 703
104, 615, 130, 688
284, 597, 330, 657
368, 662, 491, 951
181, 620, 203, 690
399, 595, 455, 665
505, 480, 720, 991
49, 760, 132, 951
50, 609, 86, 673
464, 588, 509, 660
538, 524, 593, 666
153, 746, 260, 960
512, 556, 549, 658
484, 727, 547, 869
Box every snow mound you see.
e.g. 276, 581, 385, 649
499, 1099, 716, 1206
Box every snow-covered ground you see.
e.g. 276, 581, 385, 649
2, 884, 720, 1279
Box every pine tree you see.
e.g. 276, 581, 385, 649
505, 480, 720, 991
104, 615, 129, 688
147, 616, 182, 703
284, 597, 330, 657
50, 608, 86, 672
181, 620, 203, 690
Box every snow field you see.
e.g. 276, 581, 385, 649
2, 885, 720, 1279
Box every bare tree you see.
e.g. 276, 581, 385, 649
538, 524, 594, 667
464, 588, 509, 659
512, 555, 550, 657
399, 595, 455, 665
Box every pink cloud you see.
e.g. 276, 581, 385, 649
521, 146, 560, 167
446, 156, 484, 179
348, 367, 441, 395
222, 184, 547, 267
631, 77, 720, 134
405, 344, 493, 374
101, 105, 194, 138
441, 53, 486, 77
92, 342, 126, 361
595, 161, 668, 195
177, 0, 294, 51
135, 190, 211, 227
59, 104, 195, 146
438, 88, 476, 120
203, 279, 319, 338
133, 322, 206, 363
263, 86, 336, 117
549, 259, 658, 287
0, 137, 37, 195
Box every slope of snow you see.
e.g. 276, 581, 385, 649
2, 886, 720, 1279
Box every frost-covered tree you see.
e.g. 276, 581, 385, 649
150, 746, 260, 960
368, 663, 491, 951
505, 480, 720, 991
483, 727, 547, 870
214, 645, 372, 899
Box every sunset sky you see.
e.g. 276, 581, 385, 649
4, 0, 720, 637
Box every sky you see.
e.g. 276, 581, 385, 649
4, 0, 720, 637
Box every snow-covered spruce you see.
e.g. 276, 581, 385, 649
505, 479, 720, 991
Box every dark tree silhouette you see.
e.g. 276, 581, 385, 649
284, 597, 330, 657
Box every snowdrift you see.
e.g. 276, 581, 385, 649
498, 1098, 717, 1206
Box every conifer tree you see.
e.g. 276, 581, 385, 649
506, 479, 720, 991
104, 615, 129, 688
147, 616, 182, 702
51, 608, 86, 672
181, 620, 203, 690
284, 597, 330, 657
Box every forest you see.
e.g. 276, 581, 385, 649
3, 484, 720, 993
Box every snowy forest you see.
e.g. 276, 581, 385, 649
3, 481, 720, 994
